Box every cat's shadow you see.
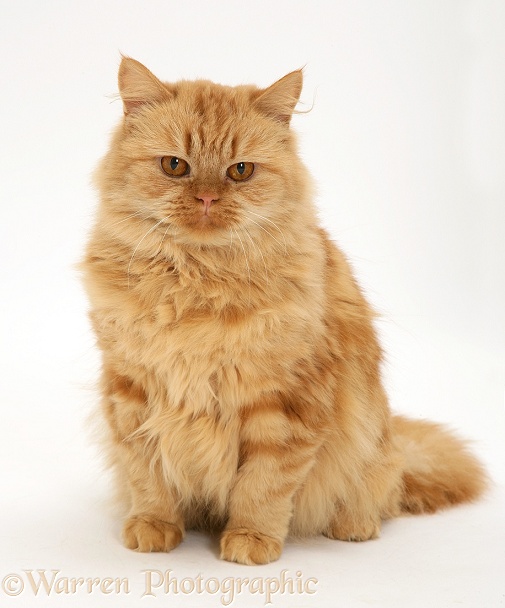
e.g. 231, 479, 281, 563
206, 530, 222, 560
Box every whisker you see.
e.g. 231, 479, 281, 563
243, 227, 269, 285
243, 216, 287, 254
233, 228, 251, 295
128, 218, 167, 289
153, 222, 171, 259
243, 209, 288, 251
110, 209, 147, 228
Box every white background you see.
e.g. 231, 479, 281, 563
0, 1, 504, 607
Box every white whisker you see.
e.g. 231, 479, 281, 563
244, 209, 288, 251
243, 215, 287, 254
153, 222, 171, 259
243, 227, 269, 285
128, 218, 167, 289
110, 209, 147, 227
233, 228, 251, 294
229, 228, 234, 254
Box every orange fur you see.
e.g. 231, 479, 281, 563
82, 57, 488, 565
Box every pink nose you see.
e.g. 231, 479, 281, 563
197, 194, 219, 212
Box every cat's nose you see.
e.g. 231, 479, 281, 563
196, 194, 219, 213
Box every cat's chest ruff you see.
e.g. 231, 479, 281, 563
122, 272, 319, 411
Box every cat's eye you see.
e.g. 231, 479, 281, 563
160, 156, 190, 177
227, 162, 255, 182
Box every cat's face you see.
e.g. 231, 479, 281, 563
101, 58, 309, 249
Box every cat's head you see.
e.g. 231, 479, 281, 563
98, 57, 312, 250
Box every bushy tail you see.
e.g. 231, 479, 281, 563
392, 415, 488, 514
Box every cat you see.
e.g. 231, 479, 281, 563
82, 56, 487, 565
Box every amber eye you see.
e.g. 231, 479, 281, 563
160, 156, 190, 177
227, 162, 255, 182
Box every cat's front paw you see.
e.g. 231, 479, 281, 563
123, 515, 183, 553
220, 528, 283, 565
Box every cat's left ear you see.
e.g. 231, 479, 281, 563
253, 70, 303, 125
118, 56, 173, 115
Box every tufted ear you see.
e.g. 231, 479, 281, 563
118, 56, 173, 115
253, 70, 303, 125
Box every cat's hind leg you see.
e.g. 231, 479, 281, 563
292, 427, 403, 542
323, 451, 403, 543
324, 500, 381, 542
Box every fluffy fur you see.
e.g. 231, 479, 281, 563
82, 57, 487, 565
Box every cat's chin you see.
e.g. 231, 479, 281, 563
174, 223, 233, 248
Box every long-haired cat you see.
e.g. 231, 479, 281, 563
82, 57, 487, 565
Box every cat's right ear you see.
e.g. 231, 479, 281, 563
118, 56, 172, 115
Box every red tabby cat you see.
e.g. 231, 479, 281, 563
82, 57, 487, 565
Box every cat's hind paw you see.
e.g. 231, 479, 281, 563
324, 516, 381, 542
220, 528, 283, 565
123, 515, 183, 552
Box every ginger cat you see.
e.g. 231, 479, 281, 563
82, 57, 487, 565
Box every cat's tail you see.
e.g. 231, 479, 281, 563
392, 415, 488, 514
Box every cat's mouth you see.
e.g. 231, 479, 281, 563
162, 197, 241, 245
169, 208, 235, 246
191, 211, 223, 231
182, 204, 234, 232
197, 211, 214, 225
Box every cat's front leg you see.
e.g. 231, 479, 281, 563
220, 396, 323, 565
102, 369, 184, 553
